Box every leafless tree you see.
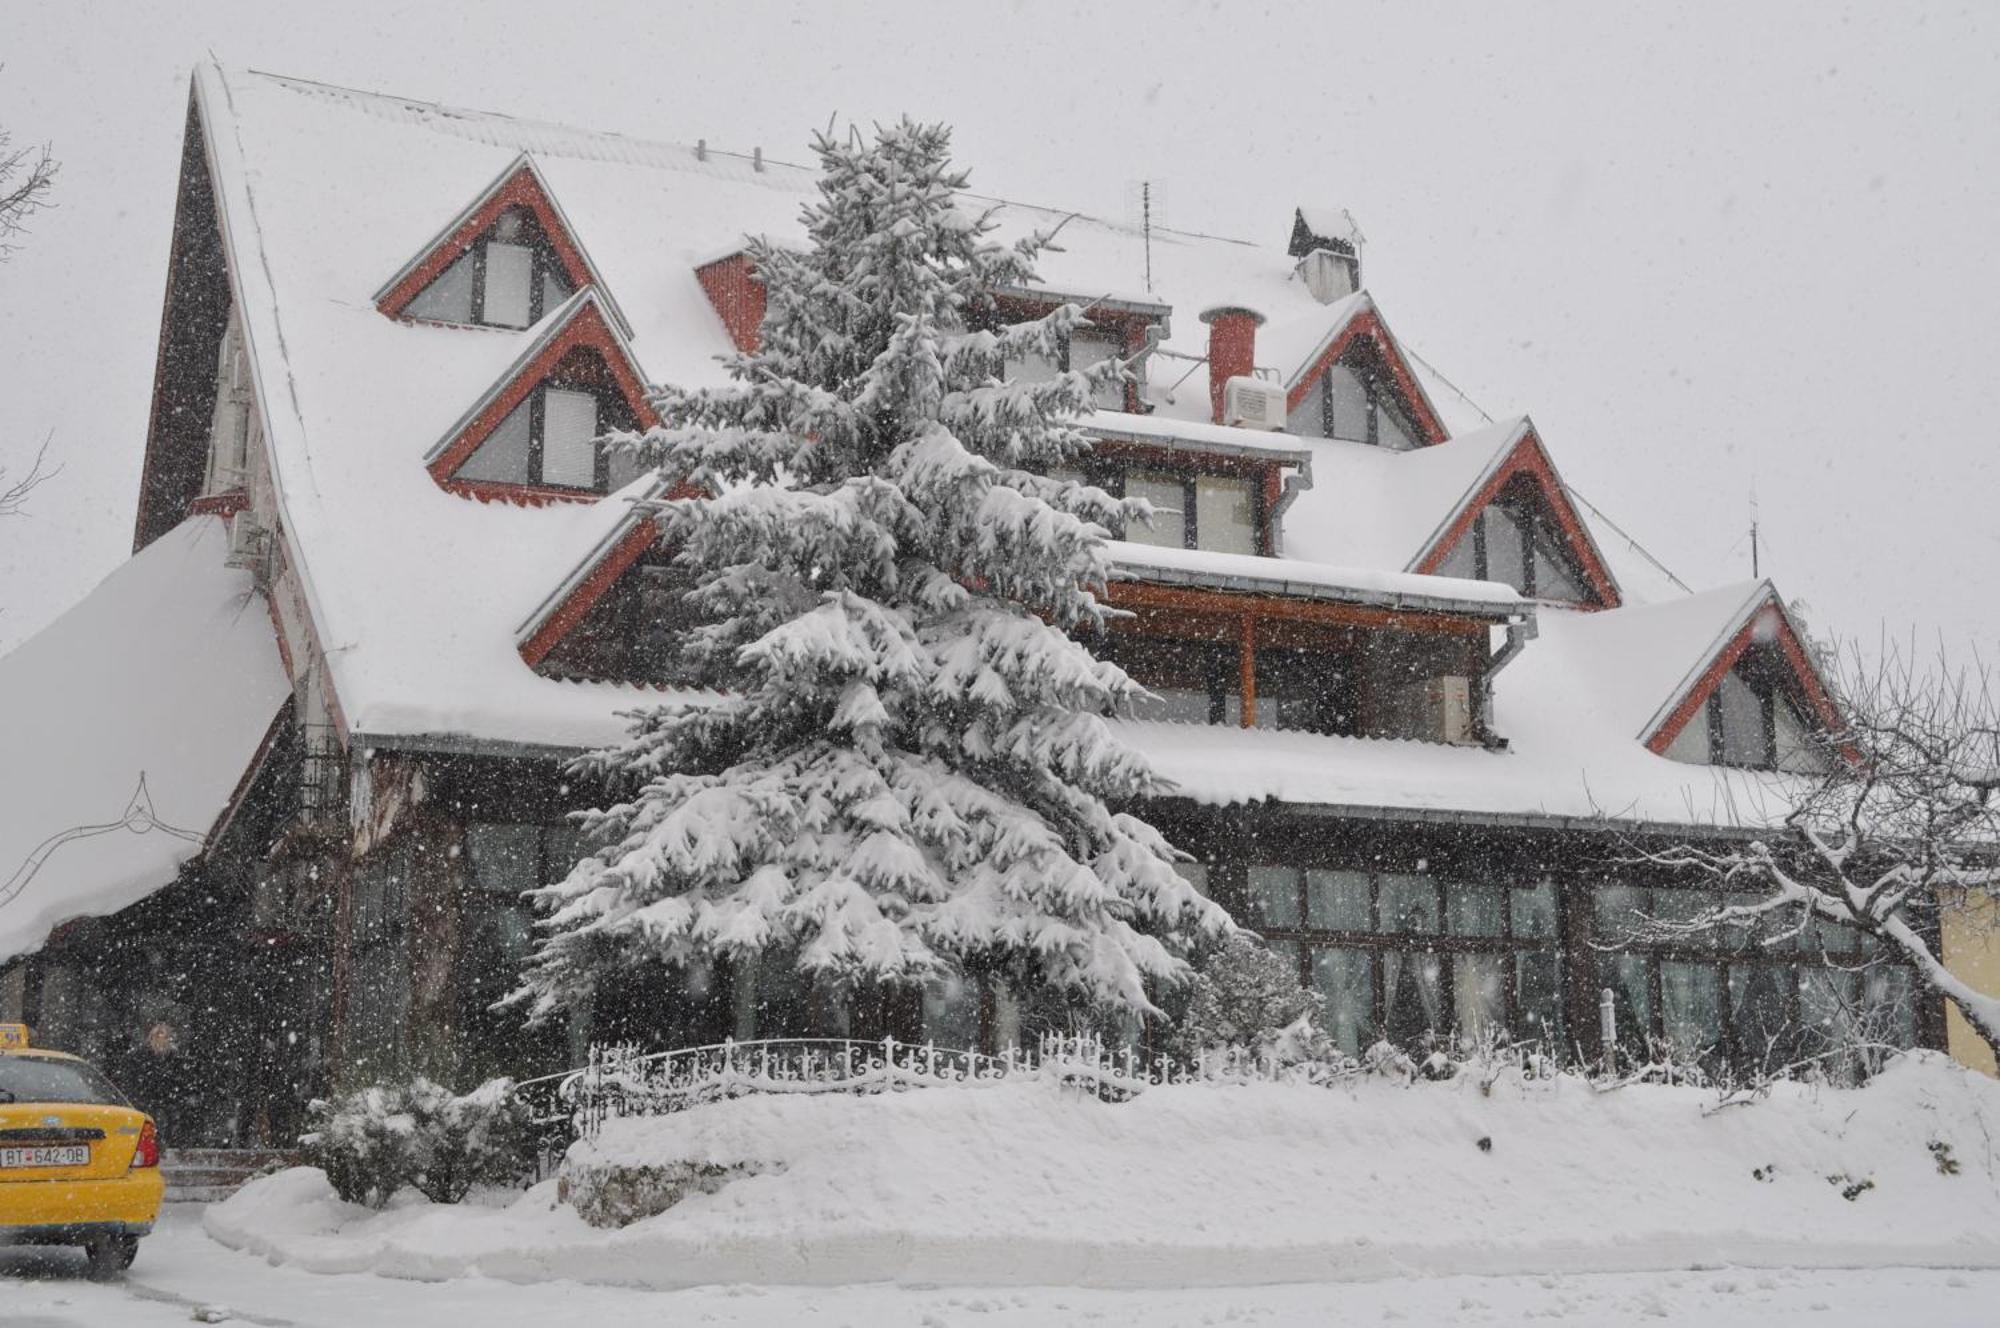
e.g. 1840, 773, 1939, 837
0, 436, 54, 519
0, 124, 58, 256
1630, 643, 2000, 1064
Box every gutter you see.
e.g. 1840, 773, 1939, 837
1111, 559, 1529, 623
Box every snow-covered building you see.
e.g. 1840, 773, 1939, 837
0, 65, 1939, 1142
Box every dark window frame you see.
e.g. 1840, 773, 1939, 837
1705, 648, 1820, 771
1461, 481, 1593, 603
421, 205, 575, 331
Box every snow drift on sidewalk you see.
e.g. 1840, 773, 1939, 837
206, 1053, 2000, 1290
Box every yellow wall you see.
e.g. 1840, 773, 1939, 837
1942, 893, 2000, 1077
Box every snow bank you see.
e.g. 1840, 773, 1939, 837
206, 1053, 2000, 1290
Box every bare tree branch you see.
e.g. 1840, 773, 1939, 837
1620, 640, 2000, 1060
0, 124, 57, 257
0, 434, 56, 518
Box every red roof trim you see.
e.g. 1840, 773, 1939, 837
377, 163, 598, 323
1645, 594, 1848, 757
188, 490, 250, 518
518, 515, 663, 667
425, 298, 659, 493
1285, 306, 1449, 446
1410, 426, 1623, 610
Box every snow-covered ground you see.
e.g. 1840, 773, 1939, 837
9, 1053, 1999, 1325
203, 1053, 2000, 1290
5, 1207, 2000, 1327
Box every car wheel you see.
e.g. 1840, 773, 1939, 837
83, 1234, 139, 1280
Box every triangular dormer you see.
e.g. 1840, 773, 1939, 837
375, 154, 633, 338
1283, 297, 1449, 449
515, 489, 690, 680
1644, 584, 1843, 772
425, 290, 657, 502
1414, 420, 1621, 608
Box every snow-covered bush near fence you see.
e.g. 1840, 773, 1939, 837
304, 1076, 535, 1207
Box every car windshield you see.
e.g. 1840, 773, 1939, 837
0, 1055, 128, 1106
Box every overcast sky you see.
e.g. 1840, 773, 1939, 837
2, 1, 1996, 664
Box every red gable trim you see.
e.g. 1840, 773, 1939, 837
425, 297, 659, 490
1285, 306, 1449, 447
1410, 426, 1622, 610
377, 160, 608, 327
1645, 593, 1848, 757
518, 515, 663, 667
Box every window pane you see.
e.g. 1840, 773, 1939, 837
483, 241, 535, 327
466, 823, 541, 894
405, 247, 477, 323
1112, 637, 1221, 725
1311, 947, 1373, 1056
1445, 884, 1505, 937
1255, 648, 1352, 736
1728, 962, 1800, 1070
539, 263, 574, 312
1435, 531, 1478, 580
1811, 913, 1860, 954
455, 396, 533, 483
1175, 862, 1211, 898
1381, 948, 1445, 1045
1773, 692, 1825, 774
1531, 524, 1588, 602
1069, 334, 1124, 410
1123, 470, 1187, 548
1863, 964, 1917, 1049
1248, 865, 1301, 929
1660, 959, 1722, 1055
1593, 884, 1650, 946
1452, 952, 1507, 1043
1606, 952, 1652, 1052
1305, 869, 1372, 931
922, 973, 982, 1050
1377, 874, 1439, 934
1194, 475, 1258, 555
1006, 345, 1060, 385
1664, 700, 1712, 765
1515, 950, 1563, 1044
1717, 667, 1769, 767
542, 388, 600, 488
1134, 686, 1214, 725
1484, 502, 1528, 592
1376, 398, 1418, 452
1511, 881, 1558, 940
1285, 376, 1328, 439
1326, 361, 1370, 442
1654, 889, 1720, 949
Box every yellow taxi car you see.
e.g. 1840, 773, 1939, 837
0, 1023, 164, 1278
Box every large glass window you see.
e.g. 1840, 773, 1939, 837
1195, 475, 1258, 556
1005, 324, 1135, 410
1671, 646, 1831, 773
453, 360, 637, 493
1265, 867, 1567, 1055
1124, 470, 1189, 548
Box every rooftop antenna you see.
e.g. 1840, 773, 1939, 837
1126, 180, 1167, 294
1750, 486, 1760, 579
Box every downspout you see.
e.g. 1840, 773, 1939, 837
1268, 452, 1314, 559
1479, 610, 1538, 748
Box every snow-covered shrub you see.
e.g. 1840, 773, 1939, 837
1170, 935, 1330, 1062
304, 1076, 534, 1207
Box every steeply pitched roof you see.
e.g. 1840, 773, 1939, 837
0, 517, 292, 962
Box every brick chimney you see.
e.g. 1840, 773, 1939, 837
1200, 305, 1265, 424
694, 251, 767, 353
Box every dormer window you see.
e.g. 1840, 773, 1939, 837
1286, 347, 1419, 450
1434, 480, 1590, 604
1665, 647, 1827, 773
404, 206, 576, 329
451, 347, 643, 493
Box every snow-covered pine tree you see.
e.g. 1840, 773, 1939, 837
515, 121, 1231, 1035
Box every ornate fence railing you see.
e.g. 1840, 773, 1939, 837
513, 1034, 1334, 1144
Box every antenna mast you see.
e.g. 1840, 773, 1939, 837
1143, 181, 1153, 293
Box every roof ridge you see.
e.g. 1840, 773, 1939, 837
233, 64, 1263, 250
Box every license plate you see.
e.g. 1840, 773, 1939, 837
0, 1144, 90, 1169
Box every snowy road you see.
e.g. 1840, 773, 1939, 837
2, 1207, 1998, 1327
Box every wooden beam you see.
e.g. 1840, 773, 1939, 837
1105, 580, 1495, 637
1239, 614, 1257, 729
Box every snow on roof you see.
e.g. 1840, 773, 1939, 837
176, 65, 1789, 824
0, 517, 291, 963
1279, 418, 1527, 572
1106, 541, 1525, 617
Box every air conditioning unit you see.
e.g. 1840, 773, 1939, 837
1223, 375, 1287, 431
